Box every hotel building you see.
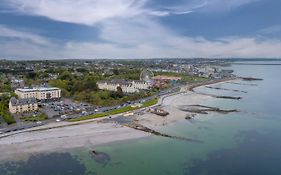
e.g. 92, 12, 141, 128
97, 80, 149, 93
15, 87, 61, 100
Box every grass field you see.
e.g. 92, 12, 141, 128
69, 98, 158, 122
21, 113, 48, 122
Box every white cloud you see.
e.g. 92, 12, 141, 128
258, 25, 281, 35
5, 0, 259, 26
158, 0, 260, 14
1, 0, 280, 59
0, 25, 50, 45
198, 0, 260, 12
99, 18, 172, 46
6, 0, 148, 25
1, 25, 281, 59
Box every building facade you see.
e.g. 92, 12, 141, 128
152, 75, 182, 82
9, 97, 38, 114
15, 87, 61, 100
152, 75, 182, 88
97, 80, 149, 93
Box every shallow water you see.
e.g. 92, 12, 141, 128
1, 62, 281, 175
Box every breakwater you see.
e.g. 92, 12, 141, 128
205, 86, 247, 93
179, 105, 239, 114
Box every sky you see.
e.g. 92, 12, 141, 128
0, 0, 281, 59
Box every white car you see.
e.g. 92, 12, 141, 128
60, 115, 67, 119
94, 109, 99, 112
56, 119, 61, 122
36, 121, 43, 125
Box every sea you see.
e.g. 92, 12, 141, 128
1, 61, 281, 175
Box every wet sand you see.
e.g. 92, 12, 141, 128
136, 91, 212, 129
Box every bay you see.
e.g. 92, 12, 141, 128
1, 62, 281, 175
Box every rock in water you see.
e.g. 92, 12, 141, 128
185, 115, 193, 120
90, 150, 111, 166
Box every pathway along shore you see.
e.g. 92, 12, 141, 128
0, 77, 256, 147
0, 76, 264, 161
0, 78, 239, 141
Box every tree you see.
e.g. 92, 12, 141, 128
110, 87, 123, 99
98, 91, 110, 100
112, 69, 120, 75
26, 72, 37, 79
116, 86, 124, 98
0, 95, 16, 125
59, 70, 72, 80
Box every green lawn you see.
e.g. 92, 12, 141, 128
182, 75, 210, 82
155, 71, 210, 83
2, 114, 16, 125
69, 98, 158, 122
21, 113, 48, 122
143, 98, 158, 107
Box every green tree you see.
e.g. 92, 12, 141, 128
0, 95, 16, 125
116, 86, 124, 98
59, 70, 73, 80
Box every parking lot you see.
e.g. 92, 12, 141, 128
41, 98, 95, 118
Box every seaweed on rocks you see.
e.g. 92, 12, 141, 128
90, 150, 111, 166
205, 86, 247, 93
240, 77, 263, 81
179, 105, 239, 114
125, 123, 202, 143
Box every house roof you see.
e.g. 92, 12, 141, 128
97, 79, 146, 86
16, 87, 60, 93
10, 97, 37, 106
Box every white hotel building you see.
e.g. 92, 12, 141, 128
15, 87, 61, 100
97, 80, 149, 93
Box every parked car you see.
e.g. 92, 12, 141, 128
61, 114, 67, 119
36, 121, 43, 125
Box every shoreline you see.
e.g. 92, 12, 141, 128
0, 78, 237, 162
0, 122, 149, 162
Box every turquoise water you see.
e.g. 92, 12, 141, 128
1, 63, 281, 175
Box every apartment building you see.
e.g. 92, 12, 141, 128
15, 87, 61, 100
9, 97, 38, 114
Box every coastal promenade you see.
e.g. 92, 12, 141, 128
0, 78, 238, 161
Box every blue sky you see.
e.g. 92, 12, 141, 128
0, 0, 280, 59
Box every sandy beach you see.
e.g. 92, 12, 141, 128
136, 91, 212, 129
0, 80, 232, 161
0, 122, 149, 162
